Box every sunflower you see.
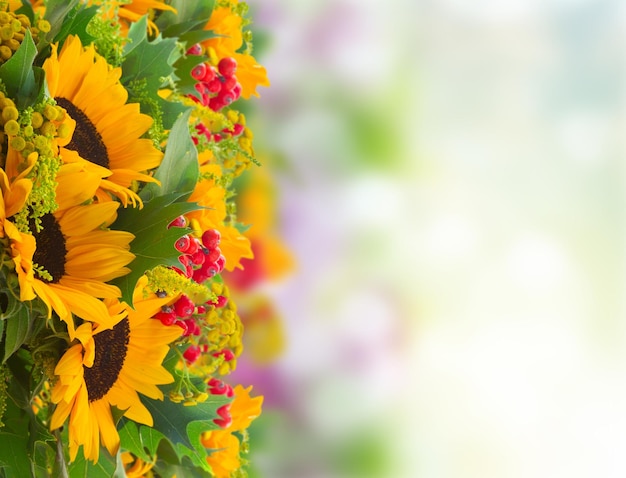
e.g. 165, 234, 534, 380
11, 163, 134, 337
50, 292, 182, 463
42, 35, 163, 207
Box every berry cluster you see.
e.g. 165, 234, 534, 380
168, 216, 225, 283
151, 216, 242, 369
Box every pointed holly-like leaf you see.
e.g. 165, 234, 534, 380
140, 109, 199, 202
175, 419, 224, 471
121, 33, 183, 129
68, 447, 125, 478
111, 194, 202, 305
119, 419, 168, 464
173, 54, 207, 99
121, 35, 179, 89
123, 15, 148, 55
140, 393, 230, 453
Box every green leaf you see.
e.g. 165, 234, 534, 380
44, 0, 81, 41
3, 302, 32, 363
119, 420, 152, 463
0, 29, 38, 108
52, 3, 98, 46
140, 109, 199, 202
111, 194, 201, 305
160, 98, 190, 131
156, 0, 215, 34
0, 432, 31, 478
121, 33, 181, 129
178, 29, 218, 47
154, 456, 211, 478
32, 441, 55, 478
5, 352, 31, 411
123, 15, 148, 55
67, 447, 122, 478
172, 55, 206, 99
121, 35, 178, 88
141, 394, 230, 453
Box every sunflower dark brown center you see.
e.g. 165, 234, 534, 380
31, 213, 66, 283
84, 318, 130, 402
55, 97, 110, 168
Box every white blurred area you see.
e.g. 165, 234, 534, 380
250, 0, 626, 477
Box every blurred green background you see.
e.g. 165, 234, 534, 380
240, 0, 625, 477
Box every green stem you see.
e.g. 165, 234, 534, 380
53, 428, 69, 478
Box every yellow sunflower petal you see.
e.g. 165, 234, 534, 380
58, 202, 120, 237
47, 283, 119, 328
92, 400, 120, 457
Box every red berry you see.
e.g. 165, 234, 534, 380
183, 345, 202, 363
179, 255, 192, 269
191, 249, 206, 266
232, 123, 244, 136
181, 319, 195, 337
194, 82, 208, 95
213, 404, 232, 428
192, 268, 210, 284
214, 254, 226, 273
232, 82, 242, 100
168, 215, 187, 228
206, 247, 221, 263
212, 349, 235, 361
208, 378, 234, 397
175, 235, 191, 252
221, 76, 237, 91
207, 78, 222, 94
217, 90, 235, 106
208, 97, 223, 111
187, 43, 202, 55
191, 63, 207, 80
202, 66, 217, 83
217, 57, 237, 77
196, 305, 206, 314
185, 237, 199, 255
202, 229, 221, 250
174, 295, 195, 317
154, 310, 177, 326
210, 295, 228, 308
